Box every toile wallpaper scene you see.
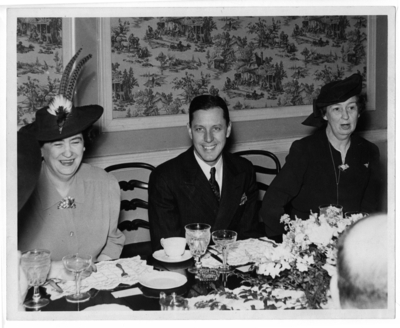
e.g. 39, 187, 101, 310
110, 16, 368, 118
16, 16, 368, 126
17, 18, 63, 126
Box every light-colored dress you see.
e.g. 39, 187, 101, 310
18, 163, 125, 261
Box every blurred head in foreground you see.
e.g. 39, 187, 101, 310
334, 214, 388, 309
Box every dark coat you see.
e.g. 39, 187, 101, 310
148, 147, 261, 251
260, 129, 381, 238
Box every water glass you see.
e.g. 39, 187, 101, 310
319, 204, 343, 217
185, 223, 211, 274
345, 211, 369, 221
21, 249, 51, 310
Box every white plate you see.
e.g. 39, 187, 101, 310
153, 249, 192, 263
139, 271, 187, 289
83, 304, 132, 311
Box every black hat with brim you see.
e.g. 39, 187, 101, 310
302, 73, 363, 128
22, 104, 103, 142
18, 129, 42, 211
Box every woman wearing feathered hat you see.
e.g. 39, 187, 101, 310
18, 49, 125, 276
259, 74, 381, 242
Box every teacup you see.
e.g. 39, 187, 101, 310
160, 237, 186, 259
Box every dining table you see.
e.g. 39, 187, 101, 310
27, 244, 255, 312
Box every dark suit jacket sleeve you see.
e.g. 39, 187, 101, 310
361, 142, 381, 213
259, 139, 309, 238
148, 168, 183, 251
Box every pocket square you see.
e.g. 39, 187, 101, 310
364, 163, 369, 168
239, 193, 247, 206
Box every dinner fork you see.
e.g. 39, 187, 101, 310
116, 263, 129, 277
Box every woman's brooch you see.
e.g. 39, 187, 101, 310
58, 196, 76, 209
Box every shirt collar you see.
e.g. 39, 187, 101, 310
37, 163, 85, 210
193, 151, 223, 185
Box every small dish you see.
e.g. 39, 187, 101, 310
153, 250, 192, 263
139, 271, 187, 289
83, 304, 132, 311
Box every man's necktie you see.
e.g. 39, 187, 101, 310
209, 167, 220, 201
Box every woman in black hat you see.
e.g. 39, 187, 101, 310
259, 74, 381, 242
18, 49, 125, 277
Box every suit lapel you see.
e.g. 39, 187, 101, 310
181, 148, 220, 222
214, 153, 245, 229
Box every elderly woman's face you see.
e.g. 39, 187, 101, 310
41, 133, 84, 180
323, 96, 360, 140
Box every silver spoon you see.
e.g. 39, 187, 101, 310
116, 263, 129, 277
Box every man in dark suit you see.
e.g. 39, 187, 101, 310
149, 95, 261, 251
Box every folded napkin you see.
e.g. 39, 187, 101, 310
45, 256, 154, 300
200, 252, 221, 268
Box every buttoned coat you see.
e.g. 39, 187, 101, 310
260, 129, 381, 238
148, 147, 260, 251
18, 163, 125, 261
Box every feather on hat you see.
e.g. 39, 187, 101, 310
21, 48, 103, 141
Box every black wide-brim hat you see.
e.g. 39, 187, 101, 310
18, 129, 42, 211
22, 104, 103, 142
302, 73, 363, 128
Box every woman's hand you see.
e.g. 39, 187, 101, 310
81, 263, 97, 280
48, 260, 75, 281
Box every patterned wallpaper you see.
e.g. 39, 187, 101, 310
110, 16, 368, 119
17, 18, 63, 126
16, 16, 368, 125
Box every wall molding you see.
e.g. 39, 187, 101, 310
85, 129, 387, 169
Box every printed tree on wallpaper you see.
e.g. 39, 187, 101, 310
17, 18, 63, 126
110, 16, 368, 119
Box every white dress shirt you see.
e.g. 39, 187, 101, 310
193, 151, 223, 194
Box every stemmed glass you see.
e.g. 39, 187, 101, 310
20, 249, 51, 310
211, 230, 237, 273
185, 223, 211, 274
345, 211, 369, 219
319, 204, 343, 217
62, 253, 92, 303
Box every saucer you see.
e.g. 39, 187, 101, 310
139, 271, 187, 289
153, 250, 192, 263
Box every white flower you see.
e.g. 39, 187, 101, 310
322, 263, 337, 277
307, 221, 335, 246
325, 247, 337, 266
294, 232, 306, 244
295, 254, 315, 272
335, 220, 348, 235
280, 214, 291, 224
270, 244, 293, 262
257, 262, 282, 278
296, 261, 308, 272
48, 95, 72, 115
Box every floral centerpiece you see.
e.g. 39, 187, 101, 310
254, 207, 365, 308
